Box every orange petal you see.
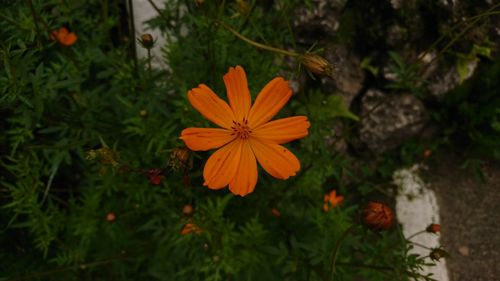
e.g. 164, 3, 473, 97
249, 139, 300, 179
252, 116, 310, 144
188, 84, 236, 129
223, 66, 251, 121
58, 27, 69, 36
62, 33, 77, 46
247, 77, 292, 128
180, 128, 235, 151
203, 139, 242, 189
229, 141, 257, 196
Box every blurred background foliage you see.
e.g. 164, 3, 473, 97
1, 0, 498, 280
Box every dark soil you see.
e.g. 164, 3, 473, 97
424, 152, 500, 281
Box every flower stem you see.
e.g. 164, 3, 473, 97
330, 225, 357, 281
419, 3, 500, 73
215, 20, 299, 57
406, 230, 425, 240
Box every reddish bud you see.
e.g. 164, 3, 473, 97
426, 223, 441, 233
271, 208, 281, 217
106, 212, 116, 222
148, 169, 163, 185
182, 204, 194, 216
424, 149, 432, 158
362, 202, 394, 231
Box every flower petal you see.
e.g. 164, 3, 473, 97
247, 77, 292, 128
62, 33, 77, 46
229, 141, 257, 196
203, 139, 242, 189
249, 139, 300, 179
223, 66, 251, 121
180, 128, 235, 151
252, 116, 310, 144
188, 84, 236, 129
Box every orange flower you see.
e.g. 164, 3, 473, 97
51, 27, 77, 46
180, 223, 202, 235
322, 190, 344, 212
180, 66, 310, 196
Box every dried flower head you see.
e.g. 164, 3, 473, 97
86, 147, 119, 167
362, 202, 394, 231
430, 247, 449, 261
423, 149, 432, 158
148, 169, 163, 185
300, 54, 333, 76
180, 66, 310, 196
426, 223, 441, 233
168, 147, 191, 170
51, 27, 77, 46
323, 190, 344, 212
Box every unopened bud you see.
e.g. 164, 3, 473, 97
182, 204, 195, 216
139, 34, 154, 49
106, 212, 116, 222
426, 223, 441, 233
139, 110, 148, 117
362, 202, 394, 231
300, 54, 332, 76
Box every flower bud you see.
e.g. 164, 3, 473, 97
271, 208, 281, 217
139, 109, 148, 117
148, 169, 163, 185
106, 212, 116, 222
300, 54, 332, 76
362, 202, 394, 231
182, 204, 195, 216
426, 223, 441, 233
139, 33, 154, 49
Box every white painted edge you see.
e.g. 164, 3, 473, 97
394, 165, 450, 281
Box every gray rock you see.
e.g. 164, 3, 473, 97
321, 46, 365, 107
292, 0, 345, 44
360, 89, 428, 153
423, 53, 478, 98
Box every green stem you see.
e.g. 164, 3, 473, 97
330, 225, 357, 281
216, 20, 299, 57
419, 3, 500, 73
147, 48, 152, 73
406, 230, 425, 240
26, 0, 42, 48
127, 0, 139, 76
409, 241, 433, 250
0, 13, 29, 31
7, 254, 133, 281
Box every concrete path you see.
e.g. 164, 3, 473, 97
424, 152, 500, 281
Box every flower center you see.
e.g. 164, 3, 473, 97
231, 118, 252, 139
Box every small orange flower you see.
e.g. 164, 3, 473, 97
105, 212, 116, 222
51, 27, 77, 46
362, 202, 394, 231
322, 190, 344, 212
180, 66, 310, 196
181, 223, 202, 235
271, 208, 281, 217
426, 223, 441, 233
